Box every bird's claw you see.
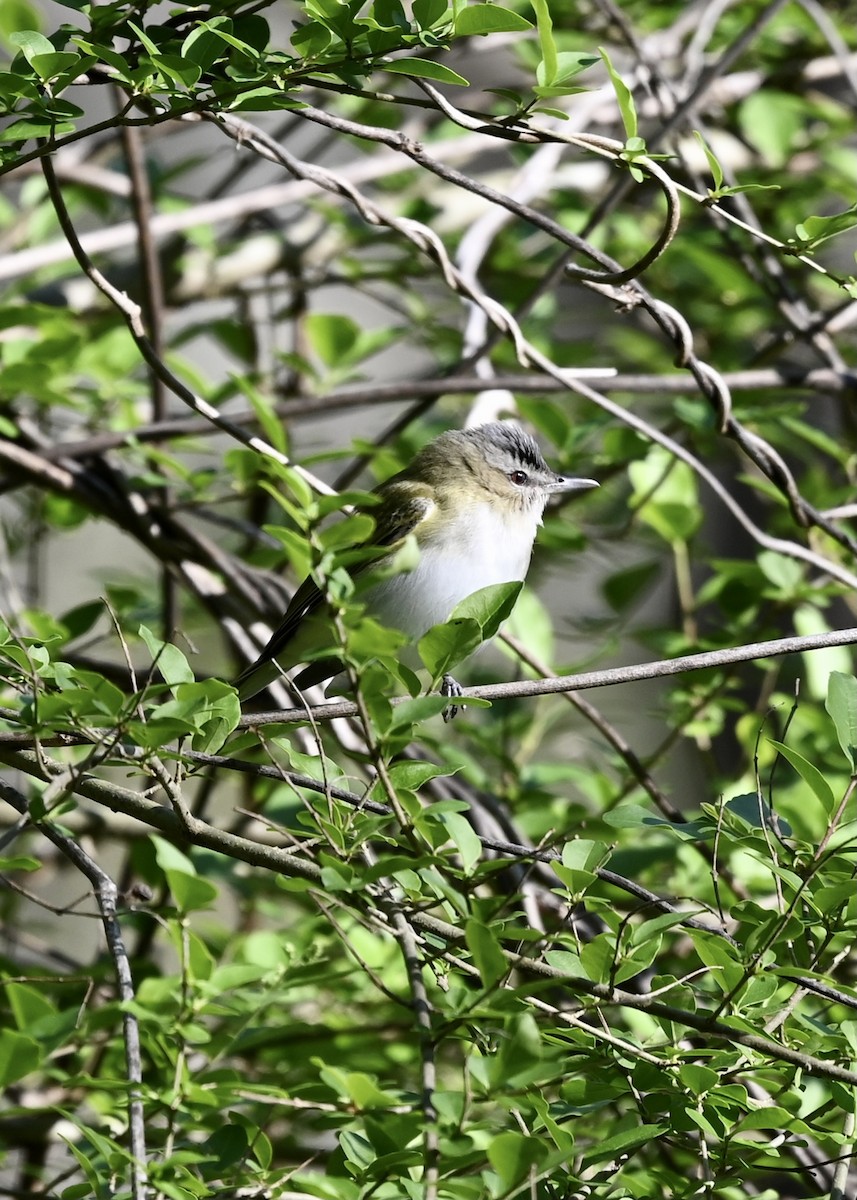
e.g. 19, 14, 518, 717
441, 674, 465, 722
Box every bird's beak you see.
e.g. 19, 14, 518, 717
549, 475, 599, 494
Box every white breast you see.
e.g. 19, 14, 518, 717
365, 502, 539, 637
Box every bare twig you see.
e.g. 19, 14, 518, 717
236, 626, 857, 725
118, 116, 175, 639
0, 782, 148, 1199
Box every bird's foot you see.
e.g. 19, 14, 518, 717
441, 674, 465, 723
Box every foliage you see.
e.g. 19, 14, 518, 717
1, 0, 857, 1198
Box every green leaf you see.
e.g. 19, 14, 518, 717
418, 617, 482, 682
630, 911, 695, 946
757, 550, 802, 593
531, 1093, 574, 1154
166, 870, 218, 913
2, 117, 75, 141
60, 1140, 101, 1196
503, 586, 553, 663
487, 1131, 545, 1189
290, 21, 331, 58
139, 625, 195, 687
9, 29, 54, 62
153, 680, 241, 753
694, 130, 724, 192
318, 513, 376, 551
535, 49, 597, 94
201, 1123, 248, 1168
319, 1065, 399, 1110
455, 4, 532, 35
795, 605, 853, 700
465, 918, 507, 987
59, 600, 103, 640
0, 855, 40, 872
628, 446, 700, 543
825, 671, 857, 769
182, 17, 234, 68
543, 949, 584, 976
602, 804, 671, 829
0, 3, 42, 42
186, 930, 215, 983
443, 811, 481, 872
679, 1063, 719, 1095
413, 0, 448, 29
768, 739, 835, 815
582, 1122, 668, 1166
725, 792, 790, 835
0, 1029, 41, 1085
339, 1129, 375, 1169
735, 1106, 794, 1133
795, 206, 857, 250
552, 837, 601, 893
738, 89, 804, 168
386, 760, 453, 789
305, 312, 360, 365
152, 837, 195, 874
151, 54, 202, 89
529, 0, 556, 85
454, 581, 523, 638
126, 20, 161, 57
252, 1129, 273, 1170
387, 694, 456, 730
5, 981, 56, 1029
202, 25, 260, 56
600, 46, 637, 140
73, 37, 133, 82
579, 934, 613, 983
603, 560, 659, 612
28, 50, 82, 82
58, 1185, 92, 1200
237, 377, 288, 453
193, 681, 243, 752
384, 57, 469, 85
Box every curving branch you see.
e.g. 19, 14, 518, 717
204, 111, 857, 591
38, 150, 336, 500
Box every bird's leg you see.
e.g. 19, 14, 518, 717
441, 674, 465, 722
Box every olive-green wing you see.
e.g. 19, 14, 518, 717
235, 484, 435, 700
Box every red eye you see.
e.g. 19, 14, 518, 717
510, 470, 529, 485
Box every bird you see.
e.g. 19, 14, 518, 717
234, 421, 598, 713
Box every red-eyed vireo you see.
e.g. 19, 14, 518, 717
235, 422, 598, 710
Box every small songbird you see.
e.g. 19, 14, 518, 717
235, 422, 598, 709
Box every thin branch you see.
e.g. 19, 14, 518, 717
3, 748, 857, 1085
372, 877, 439, 1197
0, 726, 733, 943
7, 729, 857, 1013
236, 626, 857, 726
501, 631, 679, 821
0, 782, 148, 1200
205, 111, 857, 588
0, 129, 500, 284
118, 117, 175, 640
0, 747, 326, 885
38, 149, 335, 499
297, 98, 681, 286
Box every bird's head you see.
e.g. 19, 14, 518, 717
412, 421, 598, 516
